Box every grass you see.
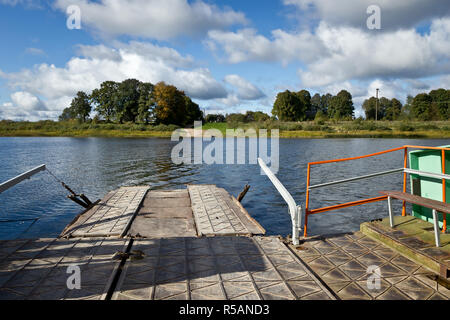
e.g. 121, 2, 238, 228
0, 119, 449, 138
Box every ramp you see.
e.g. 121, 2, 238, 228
188, 185, 265, 237
62, 186, 149, 238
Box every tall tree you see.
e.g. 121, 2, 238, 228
152, 82, 186, 125
328, 90, 354, 119
385, 98, 402, 121
311, 93, 321, 117
184, 96, 203, 125
70, 91, 91, 122
137, 82, 155, 124
90, 81, 118, 122
296, 90, 313, 120
272, 90, 304, 121
429, 88, 450, 120
411, 93, 433, 120
320, 93, 332, 116
362, 97, 378, 120
114, 79, 141, 123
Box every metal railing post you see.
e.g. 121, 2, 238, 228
304, 163, 311, 237
402, 147, 408, 217
258, 158, 301, 245
442, 150, 447, 233
432, 209, 441, 247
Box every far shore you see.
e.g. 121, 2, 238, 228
0, 120, 449, 139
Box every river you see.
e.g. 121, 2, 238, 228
0, 137, 448, 240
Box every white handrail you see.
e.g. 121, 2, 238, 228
404, 168, 450, 181
258, 158, 302, 245
0, 164, 46, 194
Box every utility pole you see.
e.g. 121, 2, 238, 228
375, 88, 379, 121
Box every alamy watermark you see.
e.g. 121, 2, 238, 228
66, 5, 81, 30
171, 121, 279, 174
367, 5, 381, 30
66, 264, 81, 290
366, 265, 382, 290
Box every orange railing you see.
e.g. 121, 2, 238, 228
303, 145, 449, 237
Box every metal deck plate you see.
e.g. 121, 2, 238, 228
0, 237, 128, 300
127, 189, 197, 238
292, 232, 450, 300
65, 186, 149, 238
111, 236, 334, 300
188, 185, 265, 237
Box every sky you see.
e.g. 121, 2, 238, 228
1, 0, 450, 121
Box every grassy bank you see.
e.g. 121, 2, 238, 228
0, 120, 449, 138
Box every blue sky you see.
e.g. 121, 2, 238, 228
1, 0, 450, 120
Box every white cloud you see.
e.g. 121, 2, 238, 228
0, 41, 229, 120
10, 91, 46, 111
224, 74, 265, 100
207, 28, 326, 65
54, 0, 247, 40
284, 0, 450, 30
299, 19, 450, 87
208, 18, 450, 88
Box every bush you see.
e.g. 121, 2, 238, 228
399, 122, 415, 132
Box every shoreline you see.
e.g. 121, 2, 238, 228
0, 120, 449, 139
0, 129, 449, 139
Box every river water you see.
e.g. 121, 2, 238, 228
0, 137, 448, 240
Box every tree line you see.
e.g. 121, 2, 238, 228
271, 89, 355, 121
59, 79, 204, 126
61, 80, 449, 126
363, 89, 449, 121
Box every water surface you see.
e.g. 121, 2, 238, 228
0, 137, 448, 240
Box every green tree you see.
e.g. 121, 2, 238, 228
362, 97, 378, 120
226, 113, 246, 123
411, 93, 433, 120
137, 82, 155, 124
272, 90, 304, 121
114, 79, 141, 123
184, 96, 203, 125
296, 90, 313, 120
401, 95, 414, 119
90, 81, 118, 122
69, 91, 91, 122
320, 93, 332, 116
205, 114, 225, 123
385, 98, 402, 121
328, 90, 354, 119
429, 88, 450, 120
58, 106, 76, 121
244, 111, 270, 122
311, 93, 321, 118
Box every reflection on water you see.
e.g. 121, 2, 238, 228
0, 137, 448, 240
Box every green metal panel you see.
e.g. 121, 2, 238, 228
409, 145, 450, 227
